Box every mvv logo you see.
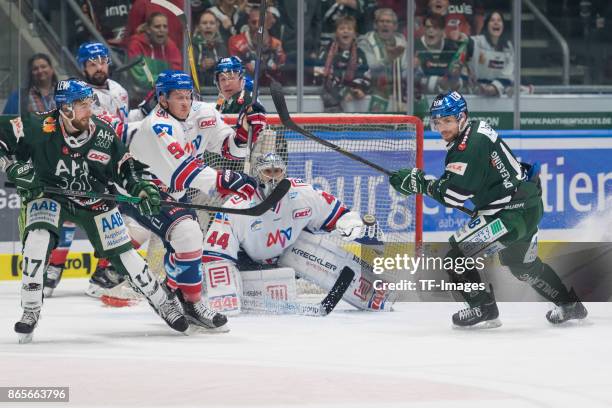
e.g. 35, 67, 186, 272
266, 227, 292, 248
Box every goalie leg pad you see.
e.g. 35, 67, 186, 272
21, 229, 55, 311
278, 232, 394, 311
203, 261, 242, 315
168, 219, 204, 302
242, 267, 298, 302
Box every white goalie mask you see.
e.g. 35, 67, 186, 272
255, 153, 287, 198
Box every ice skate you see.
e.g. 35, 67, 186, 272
177, 291, 229, 333
546, 290, 588, 324
86, 264, 125, 298
43, 264, 64, 298
14, 310, 40, 344
452, 299, 502, 329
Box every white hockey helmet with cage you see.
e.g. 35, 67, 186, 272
255, 153, 287, 198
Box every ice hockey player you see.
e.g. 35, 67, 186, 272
389, 91, 588, 328
0, 79, 189, 343
214, 56, 255, 114
43, 42, 131, 298
124, 70, 266, 329
202, 153, 393, 314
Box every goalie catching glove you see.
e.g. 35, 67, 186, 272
390, 168, 432, 196
234, 101, 266, 146
129, 180, 161, 216
335, 211, 365, 241
216, 169, 257, 200
6, 161, 44, 202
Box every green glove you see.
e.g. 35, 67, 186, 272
389, 168, 429, 196
129, 181, 161, 217
6, 161, 43, 202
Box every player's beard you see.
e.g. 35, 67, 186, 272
86, 70, 108, 87
71, 115, 90, 132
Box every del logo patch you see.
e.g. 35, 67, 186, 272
292, 207, 312, 219
199, 117, 216, 128
445, 162, 468, 176
87, 149, 111, 164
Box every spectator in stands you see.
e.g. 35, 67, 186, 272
207, 0, 246, 43
193, 10, 228, 87
415, 0, 484, 43
358, 8, 408, 112
414, 14, 464, 95
228, 6, 286, 86
312, 16, 371, 113
127, 12, 182, 88
3, 53, 58, 114
79, 0, 132, 46
465, 10, 514, 97
320, 0, 366, 49
127, 0, 184, 51
376, 0, 407, 29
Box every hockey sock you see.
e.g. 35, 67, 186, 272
174, 250, 203, 303
48, 222, 76, 266
22, 229, 55, 310
510, 258, 574, 304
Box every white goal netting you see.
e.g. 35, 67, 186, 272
144, 114, 423, 296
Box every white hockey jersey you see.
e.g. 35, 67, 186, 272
202, 179, 349, 264
128, 100, 245, 196
90, 79, 129, 122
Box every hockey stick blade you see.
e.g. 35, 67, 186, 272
37, 179, 289, 216
319, 266, 355, 315
270, 82, 476, 218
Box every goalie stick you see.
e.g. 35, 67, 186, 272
5, 180, 291, 216
243, 0, 268, 174
269, 82, 475, 218
242, 267, 355, 316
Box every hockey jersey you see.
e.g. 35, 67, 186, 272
91, 79, 129, 123
203, 179, 349, 264
428, 120, 537, 215
128, 100, 245, 197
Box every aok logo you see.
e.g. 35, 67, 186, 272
266, 227, 292, 248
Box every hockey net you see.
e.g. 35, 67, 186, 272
143, 114, 423, 298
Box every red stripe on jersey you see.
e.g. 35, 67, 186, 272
173, 159, 201, 191
324, 205, 348, 231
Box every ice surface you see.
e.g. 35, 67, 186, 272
1, 279, 611, 408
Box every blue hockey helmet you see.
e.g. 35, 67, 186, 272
155, 70, 194, 97
54, 79, 94, 108
430, 91, 468, 121
215, 56, 244, 80
77, 42, 111, 68
244, 75, 253, 92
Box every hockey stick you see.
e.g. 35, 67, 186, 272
269, 82, 476, 218
5, 180, 290, 216
242, 267, 355, 316
151, 0, 201, 93
243, 0, 268, 175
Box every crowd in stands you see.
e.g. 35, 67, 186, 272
8, 0, 612, 114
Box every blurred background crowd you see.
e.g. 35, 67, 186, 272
2, 0, 612, 117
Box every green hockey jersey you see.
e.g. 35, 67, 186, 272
0, 111, 146, 209
428, 120, 539, 215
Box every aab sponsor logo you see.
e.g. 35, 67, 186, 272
101, 211, 124, 232
266, 227, 292, 247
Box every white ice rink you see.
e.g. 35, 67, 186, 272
1, 279, 611, 408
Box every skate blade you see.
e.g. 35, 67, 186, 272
185, 323, 230, 335
453, 318, 502, 330
17, 332, 34, 344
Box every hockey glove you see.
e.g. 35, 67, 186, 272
130, 180, 161, 217
390, 168, 430, 196
6, 161, 43, 202
335, 211, 365, 241
216, 170, 257, 201
235, 102, 266, 146
138, 90, 157, 118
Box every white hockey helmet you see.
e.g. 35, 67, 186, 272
255, 153, 287, 198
